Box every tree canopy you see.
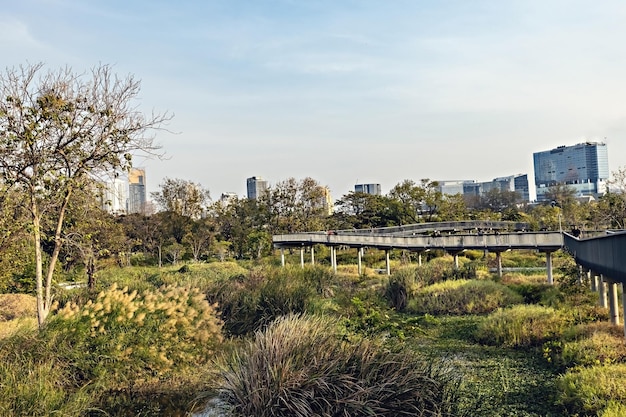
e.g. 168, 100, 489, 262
0, 63, 169, 326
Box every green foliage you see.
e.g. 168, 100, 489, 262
206, 266, 318, 336
543, 323, 626, 370
556, 364, 626, 415
475, 305, 569, 347
0, 353, 93, 416
216, 314, 464, 417
408, 279, 523, 315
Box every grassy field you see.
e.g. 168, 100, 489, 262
0, 250, 623, 416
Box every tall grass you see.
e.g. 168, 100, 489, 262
215, 314, 465, 417
45, 283, 224, 386
408, 279, 523, 315
475, 304, 569, 347
206, 265, 322, 336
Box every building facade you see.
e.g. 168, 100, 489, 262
533, 142, 609, 201
246, 176, 268, 200
100, 176, 128, 214
128, 167, 147, 213
354, 183, 382, 195
436, 175, 529, 203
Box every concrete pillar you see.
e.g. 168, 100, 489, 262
577, 266, 583, 285
311, 246, 315, 265
621, 284, 626, 339
609, 280, 620, 325
418, 252, 422, 267
300, 248, 305, 268
546, 252, 554, 285
453, 252, 459, 270
281, 248, 285, 267
590, 271, 599, 292
599, 275, 608, 308
495, 251, 503, 278
332, 247, 337, 273
357, 247, 363, 275
385, 250, 391, 275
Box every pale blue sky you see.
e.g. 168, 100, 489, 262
2, 0, 626, 200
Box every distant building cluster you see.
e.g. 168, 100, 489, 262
100, 141, 610, 215
435, 174, 530, 203
100, 167, 147, 214
350, 141, 609, 204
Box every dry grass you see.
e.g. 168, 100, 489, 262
0, 318, 37, 340
0, 294, 37, 321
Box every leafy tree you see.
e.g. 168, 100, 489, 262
439, 194, 469, 221
0, 63, 168, 326
333, 192, 398, 229
264, 177, 330, 234
387, 179, 424, 224
62, 185, 127, 289
0, 186, 33, 292
151, 177, 211, 219
183, 217, 216, 262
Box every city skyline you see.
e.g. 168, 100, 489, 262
2, 1, 626, 201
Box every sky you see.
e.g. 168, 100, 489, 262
2, 0, 626, 201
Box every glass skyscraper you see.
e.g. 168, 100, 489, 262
246, 176, 268, 200
533, 142, 609, 201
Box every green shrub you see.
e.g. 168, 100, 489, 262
215, 314, 464, 417
600, 401, 626, 417
45, 283, 224, 386
556, 363, 626, 415
408, 279, 523, 315
475, 304, 569, 347
543, 323, 626, 369
206, 266, 317, 336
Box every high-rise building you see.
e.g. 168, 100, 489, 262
100, 176, 128, 214
247, 176, 268, 200
355, 183, 382, 195
128, 167, 147, 213
436, 175, 529, 202
533, 142, 609, 201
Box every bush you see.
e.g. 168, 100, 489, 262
475, 304, 569, 347
206, 266, 317, 336
45, 283, 224, 386
215, 314, 464, 417
408, 279, 523, 315
556, 364, 626, 415
543, 323, 626, 369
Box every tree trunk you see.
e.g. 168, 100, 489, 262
87, 256, 96, 290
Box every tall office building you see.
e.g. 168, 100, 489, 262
355, 183, 382, 195
436, 175, 529, 203
128, 167, 147, 213
100, 176, 128, 214
247, 176, 268, 200
533, 142, 608, 201
482, 174, 530, 202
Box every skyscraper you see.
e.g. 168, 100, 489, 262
247, 176, 268, 200
128, 167, 147, 213
533, 142, 609, 201
100, 176, 128, 214
354, 183, 382, 195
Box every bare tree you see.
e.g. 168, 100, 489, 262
0, 63, 170, 327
